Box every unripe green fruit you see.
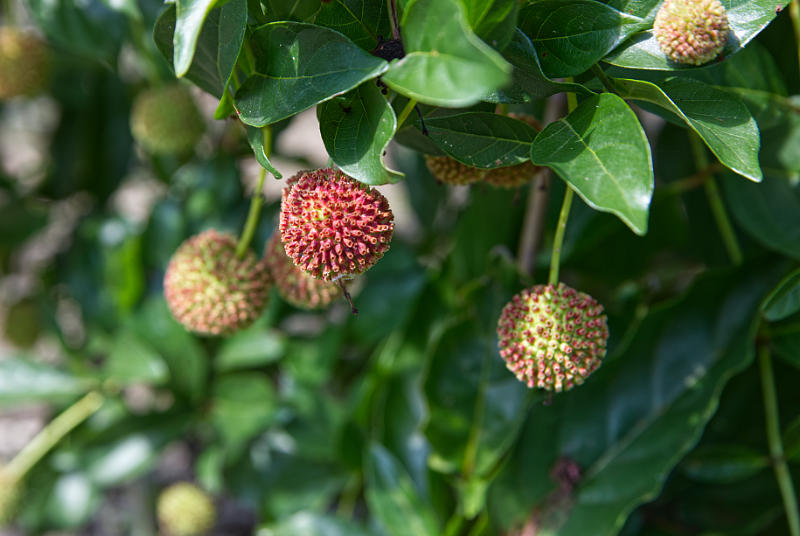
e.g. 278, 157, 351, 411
157, 482, 215, 536
653, 0, 729, 65
264, 232, 341, 309
163, 229, 271, 336
130, 84, 204, 155
497, 283, 608, 392
425, 155, 486, 185
0, 467, 21, 527
0, 27, 49, 98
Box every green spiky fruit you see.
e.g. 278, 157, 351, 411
425, 155, 486, 185
483, 113, 544, 188
130, 84, 204, 155
653, 0, 729, 65
164, 229, 271, 336
0, 467, 20, 527
157, 482, 215, 536
0, 27, 49, 98
264, 233, 341, 310
496, 283, 608, 392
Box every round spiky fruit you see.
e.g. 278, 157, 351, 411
279, 168, 394, 281
130, 84, 204, 155
0, 27, 49, 98
157, 482, 215, 536
425, 155, 486, 185
653, 0, 729, 65
164, 229, 270, 336
497, 283, 608, 392
0, 467, 20, 526
264, 232, 341, 310
483, 113, 544, 188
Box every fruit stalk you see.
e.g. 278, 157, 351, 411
759, 344, 800, 536
236, 128, 271, 258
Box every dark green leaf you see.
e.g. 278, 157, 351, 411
211, 373, 277, 450
417, 112, 537, 168
265, 0, 321, 21
364, 443, 440, 536
460, 0, 518, 50
0, 358, 92, 406
610, 76, 762, 182
530, 93, 653, 235
381, 0, 511, 107
317, 82, 404, 185
215, 327, 286, 371
245, 126, 283, 178
604, 0, 791, 70
259, 512, 375, 536
235, 22, 388, 126
174, 0, 216, 76
762, 268, 800, 322
518, 0, 648, 77
488, 29, 593, 102
783, 414, 800, 461
313, 0, 391, 50
104, 329, 169, 385
721, 174, 800, 260
680, 445, 768, 483
0, 201, 48, 247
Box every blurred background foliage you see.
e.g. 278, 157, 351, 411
0, 0, 799, 535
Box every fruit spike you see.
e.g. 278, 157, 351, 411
0, 27, 49, 99
496, 283, 608, 392
264, 232, 341, 310
279, 168, 394, 281
653, 0, 729, 66
425, 155, 486, 185
130, 84, 204, 155
163, 229, 270, 336
157, 482, 216, 536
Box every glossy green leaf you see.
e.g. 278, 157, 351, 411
154, 0, 247, 97
489, 29, 593, 102
245, 126, 283, 178
680, 445, 768, 483
364, 443, 440, 536
721, 174, 800, 260
215, 327, 286, 371
460, 0, 518, 50
265, 0, 321, 21
380, 0, 511, 107
235, 22, 388, 126
317, 82, 404, 185
490, 266, 782, 535
530, 93, 653, 235
604, 0, 791, 70
762, 268, 800, 322
313, 0, 391, 50
0, 358, 92, 406
416, 112, 537, 168
610, 76, 762, 182
211, 373, 277, 450
173, 0, 216, 76
258, 512, 375, 536
518, 0, 648, 77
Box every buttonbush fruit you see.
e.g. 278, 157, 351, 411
653, 0, 729, 65
0, 27, 49, 98
157, 482, 215, 536
130, 84, 204, 155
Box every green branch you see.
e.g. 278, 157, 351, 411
759, 344, 800, 536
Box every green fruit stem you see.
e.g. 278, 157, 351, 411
396, 98, 418, 130
688, 132, 743, 266
759, 344, 800, 536
236, 127, 271, 259
6, 391, 104, 478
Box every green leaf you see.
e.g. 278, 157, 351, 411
211, 373, 277, 451
154, 0, 247, 97
313, 0, 391, 50
173, 0, 216, 76
215, 327, 286, 372
518, 0, 648, 78
490, 266, 783, 535
264, 0, 322, 21
234, 22, 388, 126
680, 445, 768, 484
0, 358, 92, 406
364, 443, 440, 536
44, 473, 99, 529
721, 174, 800, 260
489, 29, 593, 102
604, 0, 791, 70
530, 93, 653, 235
85, 434, 162, 487
380, 0, 511, 107
459, 0, 518, 50
104, 329, 169, 385
610, 76, 762, 182
762, 268, 800, 322
258, 512, 375, 536
245, 126, 283, 178
417, 112, 537, 168
783, 414, 800, 461
317, 82, 404, 185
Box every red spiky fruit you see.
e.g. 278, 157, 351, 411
163, 230, 270, 335
653, 0, 729, 65
497, 283, 608, 392
264, 232, 341, 309
425, 155, 486, 185
279, 168, 394, 281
